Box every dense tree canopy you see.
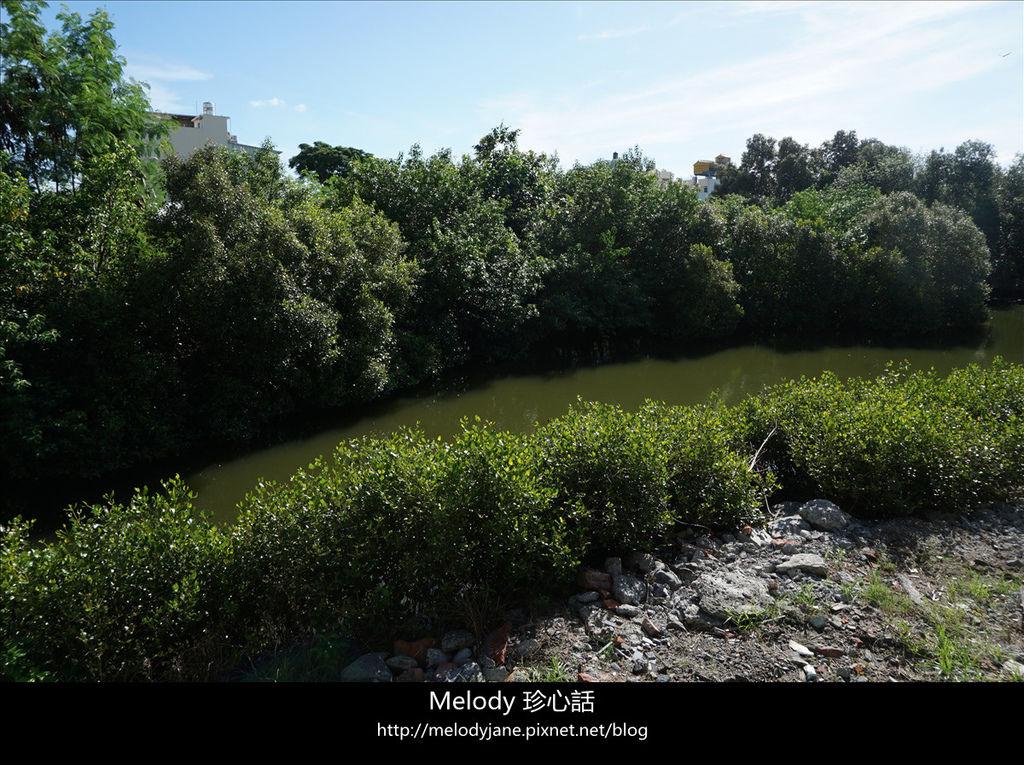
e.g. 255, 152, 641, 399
288, 141, 371, 183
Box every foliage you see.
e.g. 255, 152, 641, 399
0, 0, 167, 192
2, 362, 1022, 679
288, 141, 371, 183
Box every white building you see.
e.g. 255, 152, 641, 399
686, 174, 720, 200
153, 101, 271, 158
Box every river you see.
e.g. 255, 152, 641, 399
188, 306, 1024, 522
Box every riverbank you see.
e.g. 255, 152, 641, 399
276, 498, 1024, 683
2, 361, 1021, 682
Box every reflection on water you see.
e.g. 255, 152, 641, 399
189, 306, 1024, 522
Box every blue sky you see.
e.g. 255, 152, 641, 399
27, 1, 1024, 174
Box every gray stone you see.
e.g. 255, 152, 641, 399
810, 615, 827, 632
678, 601, 719, 631
771, 501, 804, 516
781, 542, 801, 555
441, 629, 475, 654
612, 572, 648, 606
576, 590, 600, 603
453, 647, 473, 665
747, 528, 773, 547
693, 570, 772, 622
513, 638, 541, 659
483, 667, 510, 682
799, 499, 852, 532
1003, 659, 1024, 679
615, 603, 642, 617
775, 553, 829, 577
385, 655, 420, 672
456, 663, 484, 682
625, 551, 657, 573
788, 640, 813, 657
604, 557, 623, 577
340, 652, 392, 682
652, 567, 682, 589
650, 583, 673, 602
767, 515, 811, 537
896, 574, 925, 607
425, 648, 449, 668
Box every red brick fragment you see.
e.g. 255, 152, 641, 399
482, 621, 512, 664
577, 569, 613, 591
393, 637, 436, 665
814, 646, 844, 658
602, 598, 620, 610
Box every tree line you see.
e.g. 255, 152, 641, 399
1, 1, 1019, 498
713, 130, 1023, 299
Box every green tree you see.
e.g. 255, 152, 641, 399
0, 0, 166, 192
288, 141, 371, 183
774, 136, 815, 202
995, 154, 1024, 298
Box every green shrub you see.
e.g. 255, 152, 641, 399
0, 479, 230, 681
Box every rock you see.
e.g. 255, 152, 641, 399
799, 499, 852, 532
483, 667, 510, 682
679, 601, 720, 631
441, 629, 475, 654
775, 553, 829, 577
652, 567, 682, 589
802, 663, 817, 681
810, 615, 827, 632
767, 515, 811, 537
1003, 659, 1024, 680
395, 667, 425, 683
604, 557, 623, 577
641, 618, 662, 637
513, 638, 541, 659
576, 590, 600, 604
896, 574, 925, 607
452, 648, 473, 665
615, 603, 642, 618
385, 655, 420, 672
340, 652, 392, 682
454, 662, 484, 682
425, 648, 448, 667
789, 640, 814, 657
749, 528, 774, 547
625, 551, 657, 573
693, 570, 772, 622
612, 573, 648, 606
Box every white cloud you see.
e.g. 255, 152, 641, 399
293, 104, 307, 113
124, 54, 212, 113
479, 1, 1018, 169
251, 97, 287, 108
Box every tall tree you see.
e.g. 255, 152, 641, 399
0, 0, 166, 192
288, 141, 371, 183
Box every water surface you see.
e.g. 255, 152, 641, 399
189, 306, 1024, 522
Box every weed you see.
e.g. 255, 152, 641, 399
521, 655, 574, 682
861, 570, 913, 614
876, 552, 898, 573
795, 582, 818, 611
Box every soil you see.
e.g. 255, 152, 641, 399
499, 501, 1024, 683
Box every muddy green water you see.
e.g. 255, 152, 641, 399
189, 306, 1024, 522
